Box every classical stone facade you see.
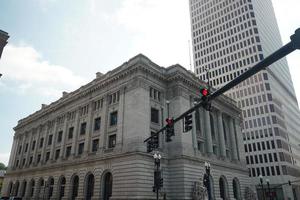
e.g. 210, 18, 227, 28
2, 54, 252, 199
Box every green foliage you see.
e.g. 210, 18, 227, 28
0, 162, 7, 170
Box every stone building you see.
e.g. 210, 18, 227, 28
2, 54, 251, 199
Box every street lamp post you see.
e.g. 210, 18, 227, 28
166, 100, 170, 118
153, 152, 161, 200
259, 175, 265, 200
266, 179, 271, 200
203, 161, 211, 200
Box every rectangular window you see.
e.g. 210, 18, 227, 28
108, 134, 116, 148
48, 135, 53, 145
31, 141, 36, 151
37, 154, 41, 163
66, 146, 71, 158
25, 143, 28, 153
68, 127, 74, 139
151, 108, 159, 123
92, 139, 99, 152
78, 143, 84, 155
29, 156, 33, 165
271, 166, 275, 175
40, 138, 44, 148
55, 149, 60, 160
110, 111, 118, 126
274, 153, 278, 162
57, 131, 63, 142
80, 122, 87, 135
94, 117, 101, 131
276, 166, 281, 175
45, 152, 50, 162
18, 145, 22, 154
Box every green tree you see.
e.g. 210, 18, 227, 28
0, 162, 7, 170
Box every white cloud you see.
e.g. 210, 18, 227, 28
107, 0, 192, 69
0, 44, 87, 97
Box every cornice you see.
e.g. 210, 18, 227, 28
14, 54, 240, 130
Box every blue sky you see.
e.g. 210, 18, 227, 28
0, 0, 300, 165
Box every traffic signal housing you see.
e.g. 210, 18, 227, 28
147, 133, 159, 152
183, 114, 193, 132
165, 118, 175, 142
200, 87, 209, 100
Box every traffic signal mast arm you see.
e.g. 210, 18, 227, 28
144, 28, 300, 144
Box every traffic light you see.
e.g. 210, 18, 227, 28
160, 178, 163, 188
147, 133, 159, 152
184, 114, 193, 132
152, 134, 159, 149
147, 140, 154, 153
165, 118, 175, 142
200, 87, 209, 100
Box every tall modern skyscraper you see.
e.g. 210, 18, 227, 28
189, 0, 300, 199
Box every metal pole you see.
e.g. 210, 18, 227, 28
156, 161, 159, 200
166, 101, 170, 118
144, 28, 300, 144
267, 182, 271, 200
207, 167, 211, 200
262, 184, 265, 200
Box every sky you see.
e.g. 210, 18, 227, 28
0, 0, 300, 165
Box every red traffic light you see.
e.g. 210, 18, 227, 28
201, 88, 209, 96
166, 118, 174, 125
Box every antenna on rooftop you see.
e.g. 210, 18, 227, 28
188, 40, 193, 72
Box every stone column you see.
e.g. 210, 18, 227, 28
217, 111, 226, 158
234, 119, 242, 161
84, 102, 94, 153
204, 110, 213, 155
60, 116, 68, 158
19, 134, 27, 168
71, 110, 80, 156
229, 118, 238, 161
41, 122, 49, 164
33, 126, 42, 165
117, 88, 126, 147
25, 130, 34, 166
191, 99, 198, 150
50, 119, 58, 160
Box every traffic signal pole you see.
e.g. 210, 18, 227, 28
144, 28, 300, 144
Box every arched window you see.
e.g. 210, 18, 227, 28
210, 114, 215, 140
13, 181, 20, 196
85, 173, 94, 200
7, 181, 13, 196
58, 176, 66, 200
219, 176, 229, 200
233, 178, 241, 200
20, 180, 27, 197
71, 175, 79, 200
47, 177, 54, 200
29, 179, 35, 197
37, 178, 44, 198
102, 172, 113, 200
